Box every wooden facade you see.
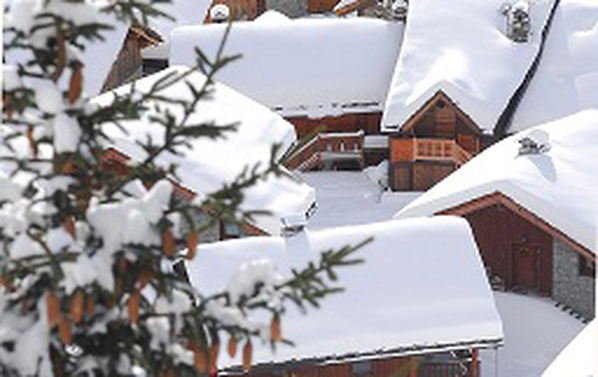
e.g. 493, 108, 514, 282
389, 91, 481, 191
284, 131, 365, 171
440, 192, 596, 297
286, 112, 382, 139
101, 26, 163, 93
224, 350, 481, 377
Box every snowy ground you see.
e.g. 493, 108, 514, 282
298, 171, 421, 230
299, 171, 586, 377
481, 292, 585, 377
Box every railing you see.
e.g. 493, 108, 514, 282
284, 131, 365, 172
413, 139, 472, 166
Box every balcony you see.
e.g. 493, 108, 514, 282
391, 138, 472, 167
284, 131, 364, 171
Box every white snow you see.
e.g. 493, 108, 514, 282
187, 216, 503, 365
299, 171, 420, 230
170, 16, 404, 118
541, 319, 596, 377
92, 66, 315, 236
396, 110, 598, 253
510, 0, 598, 132
481, 291, 585, 377
53, 112, 81, 153
382, 0, 555, 133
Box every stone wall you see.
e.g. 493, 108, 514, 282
552, 238, 595, 319
266, 0, 308, 18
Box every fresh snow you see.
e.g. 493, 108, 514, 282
170, 16, 404, 118
381, 0, 555, 133
396, 110, 598, 253
300, 171, 420, 230
480, 292, 586, 377
510, 0, 598, 132
187, 216, 503, 365
92, 66, 315, 236
541, 319, 596, 377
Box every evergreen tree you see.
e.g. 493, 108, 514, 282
1, 1, 366, 376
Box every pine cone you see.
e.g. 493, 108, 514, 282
270, 313, 282, 342
70, 289, 85, 324
128, 289, 141, 324
242, 339, 253, 373
228, 336, 238, 358
46, 290, 60, 328
186, 231, 198, 260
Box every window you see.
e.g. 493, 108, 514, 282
220, 221, 242, 240
352, 360, 372, 375
578, 255, 595, 278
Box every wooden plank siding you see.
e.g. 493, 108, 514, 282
286, 112, 382, 139
228, 351, 480, 377
308, 0, 341, 13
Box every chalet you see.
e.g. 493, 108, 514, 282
380, 0, 564, 191
186, 216, 504, 377
101, 24, 163, 93
169, 14, 404, 170
92, 66, 316, 241
395, 110, 598, 320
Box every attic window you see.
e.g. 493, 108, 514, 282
436, 100, 446, 109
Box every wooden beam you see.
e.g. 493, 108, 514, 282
440, 192, 595, 261
471, 349, 479, 377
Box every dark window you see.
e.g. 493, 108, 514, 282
579, 255, 595, 278
352, 360, 372, 375
220, 221, 242, 240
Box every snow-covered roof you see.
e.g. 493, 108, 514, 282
510, 0, 598, 132
381, 0, 555, 133
541, 319, 596, 377
169, 15, 404, 118
187, 216, 503, 365
92, 66, 315, 236
396, 110, 598, 254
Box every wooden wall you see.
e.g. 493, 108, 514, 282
390, 161, 455, 191
286, 113, 382, 139
308, 0, 339, 13
463, 203, 553, 295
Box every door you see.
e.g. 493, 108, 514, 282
511, 242, 539, 291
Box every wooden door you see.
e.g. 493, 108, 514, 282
511, 243, 539, 291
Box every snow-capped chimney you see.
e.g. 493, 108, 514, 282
209, 4, 230, 23
502, 1, 531, 42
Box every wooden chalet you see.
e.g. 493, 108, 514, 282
188, 217, 504, 377
101, 25, 163, 93
388, 91, 481, 191
396, 111, 598, 320
93, 66, 317, 241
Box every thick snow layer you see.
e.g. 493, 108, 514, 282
396, 110, 598, 253
170, 16, 404, 118
187, 216, 503, 365
382, 0, 555, 133
542, 319, 596, 377
511, 0, 598, 132
300, 171, 420, 230
481, 292, 585, 377
92, 66, 315, 235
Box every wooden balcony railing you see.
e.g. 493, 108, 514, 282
392, 138, 472, 166
284, 131, 365, 171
